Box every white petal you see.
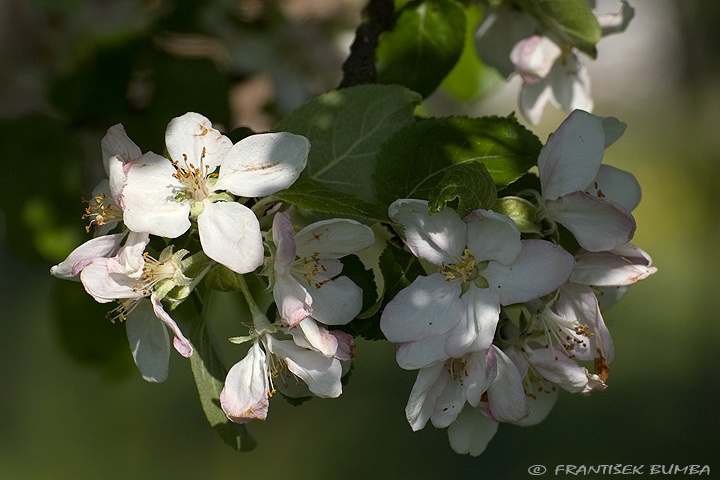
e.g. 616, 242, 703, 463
447, 407, 499, 456
465, 349, 497, 408
389, 199, 466, 265
596, 0, 635, 36
150, 293, 193, 358
50, 231, 127, 280
214, 132, 309, 197
525, 345, 594, 393
429, 372, 467, 429
106, 231, 149, 277
538, 109, 606, 200
380, 273, 464, 343
464, 209, 521, 265
269, 337, 342, 398
330, 330, 355, 361
549, 56, 593, 114
518, 77, 555, 126
101, 123, 141, 172
165, 112, 232, 172
197, 200, 264, 274
473, 6, 538, 78
125, 299, 171, 383
306, 276, 363, 326
272, 212, 296, 276
220, 342, 269, 423
274, 276, 312, 327
294, 218, 374, 259
587, 164, 641, 212
445, 286, 501, 358
510, 35, 562, 84
80, 260, 141, 303
555, 284, 614, 363
572, 246, 656, 287
485, 346, 529, 422
396, 334, 454, 370
405, 362, 447, 431
601, 116, 627, 148
512, 381, 559, 427
291, 318, 338, 358
122, 152, 191, 238
546, 191, 636, 251
483, 239, 574, 305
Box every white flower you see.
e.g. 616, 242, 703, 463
79, 231, 194, 382
50, 231, 128, 280
83, 124, 141, 235
220, 316, 350, 424
271, 211, 374, 328
537, 109, 639, 252
380, 200, 574, 369
121, 112, 310, 274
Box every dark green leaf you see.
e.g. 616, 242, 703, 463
182, 312, 256, 451
517, 0, 602, 57
376, 0, 466, 97
427, 162, 497, 217
274, 84, 421, 203
275, 176, 389, 223
374, 115, 542, 206
205, 265, 247, 292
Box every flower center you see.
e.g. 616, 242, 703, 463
82, 193, 123, 233
172, 149, 217, 204
295, 252, 331, 289
438, 249, 489, 288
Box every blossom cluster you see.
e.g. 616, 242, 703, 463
379, 109, 655, 455
51, 106, 655, 456
474, 0, 635, 124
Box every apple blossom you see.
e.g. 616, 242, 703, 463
380, 199, 574, 370
121, 112, 310, 274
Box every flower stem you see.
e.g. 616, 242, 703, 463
234, 273, 272, 331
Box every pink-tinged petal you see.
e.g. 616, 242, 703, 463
445, 286, 501, 358
268, 337, 342, 398
80, 260, 141, 303
274, 276, 312, 327
572, 244, 656, 287
546, 191, 636, 251
447, 407, 499, 456
306, 276, 363, 326
473, 5, 538, 78
549, 56, 593, 114
538, 109, 606, 200
405, 362, 447, 431
50, 231, 127, 280
512, 381, 558, 427
465, 349, 497, 408
221, 342, 269, 423
381, 273, 464, 343
525, 344, 598, 393
150, 293, 193, 358
389, 199, 467, 265
510, 35, 562, 84
272, 212, 296, 276
587, 164, 641, 212
125, 299, 171, 383
483, 239, 574, 306
101, 123, 141, 172
290, 317, 338, 358
518, 77, 555, 126
214, 132, 309, 197
330, 330, 355, 361
555, 284, 614, 363
596, 0, 635, 36
165, 112, 232, 172
122, 152, 191, 238
485, 346, 529, 422
429, 372, 467, 429
294, 218, 374, 260
106, 231, 150, 276
107, 155, 128, 203
197, 200, 264, 274
464, 209, 521, 265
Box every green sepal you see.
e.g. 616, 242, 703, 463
493, 196, 542, 234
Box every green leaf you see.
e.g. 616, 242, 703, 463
427, 162, 497, 217
374, 115, 542, 206
376, 0, 466, 97
274, 84, 421, 203
275, 176, 388, 223
183, 312, 256, 451
205, 265, 246, 292
517, 0, 602, 57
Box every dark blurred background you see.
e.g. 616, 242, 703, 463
1, 1, 719, 479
